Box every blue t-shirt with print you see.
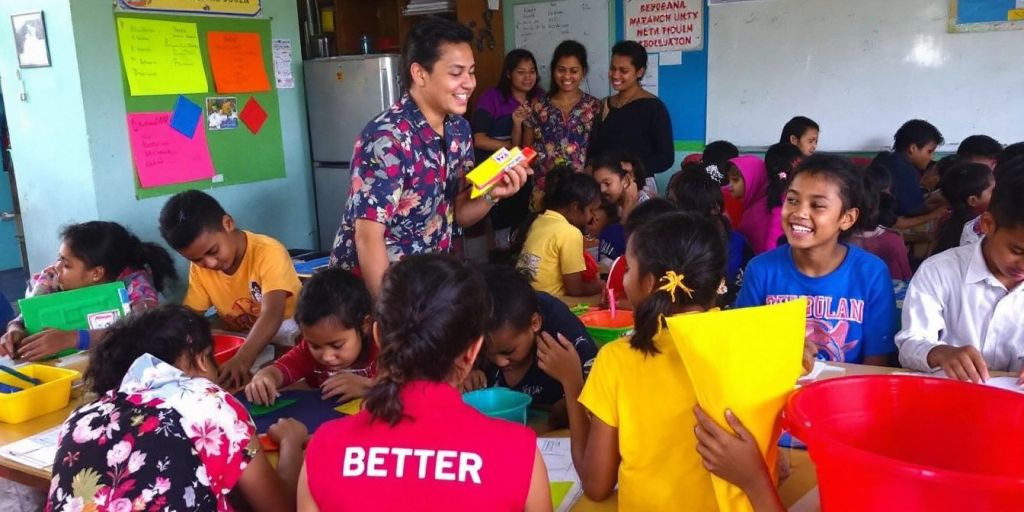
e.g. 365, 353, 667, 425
485, 292, 598, 406
733, 244, 897, 363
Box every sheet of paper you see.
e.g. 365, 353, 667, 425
207, 31, 271, 93
538, 438, 583, 512
239, 96, 269, 134
272, 38, 295, 89
248, 397, 299, 417
661, 50, 683, 66
116, 17, 209, 96
984, 376, 1024, 393
126, 112, 216, 188
640, 52, 659, 97
169, 95, 202, 138
335, 398, 363, 415
0, 425, 62, 471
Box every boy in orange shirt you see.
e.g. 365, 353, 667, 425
159, 190, 301, 387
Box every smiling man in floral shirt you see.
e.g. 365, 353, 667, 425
329, 18, 530, 297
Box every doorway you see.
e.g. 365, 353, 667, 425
0, 87, 28, 306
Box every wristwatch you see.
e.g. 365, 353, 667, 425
482, 192, 500, 207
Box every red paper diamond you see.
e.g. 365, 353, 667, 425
239, 96, 268, 134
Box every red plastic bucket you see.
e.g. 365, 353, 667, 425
785, 375, 1024, 511
213, 334, 245, 364
579, 310, 633, 348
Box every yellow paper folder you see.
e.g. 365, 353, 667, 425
665, 299, 807, 512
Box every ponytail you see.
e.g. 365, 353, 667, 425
364, 254, 490, 426
138, 242, 178, 293
626, 212, 726, 355
764, 142, 802, 210
61, 221, 178, 292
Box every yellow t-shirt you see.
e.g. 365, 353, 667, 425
183, 231, 300, 332
516, 210, 585, 296
578, 332, 717, 511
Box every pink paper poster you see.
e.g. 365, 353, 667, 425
127, 112, 215, 188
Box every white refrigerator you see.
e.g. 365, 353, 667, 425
303, 54, 401, 251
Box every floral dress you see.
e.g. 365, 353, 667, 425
526, 93, 601, 189
329, 94, 474, 272
46, 354, 257, 512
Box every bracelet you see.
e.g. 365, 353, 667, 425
77, 330, 91, 351
482, 192, 500, 207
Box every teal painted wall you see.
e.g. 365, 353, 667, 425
0, 0, 99, 270
0, 1, 316, 295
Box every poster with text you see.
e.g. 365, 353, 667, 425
624, 0, 703, 52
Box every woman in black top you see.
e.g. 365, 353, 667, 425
588, 41, 674, 195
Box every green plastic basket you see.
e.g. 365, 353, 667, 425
18, 282, 130, 334
580, 310, 634, 348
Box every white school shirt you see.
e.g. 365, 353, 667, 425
959, 216, 982, 246
896, 239, 1024, 373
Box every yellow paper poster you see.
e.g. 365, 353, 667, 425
665, 299, 807, 512
119, 0, 262, 17
116, 17, 209, 96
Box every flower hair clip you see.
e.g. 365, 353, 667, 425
705, 164, 723, 182
778, 171, 788, 180
657, 271, 695, 303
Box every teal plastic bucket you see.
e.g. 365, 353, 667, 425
463, 388, 532, 424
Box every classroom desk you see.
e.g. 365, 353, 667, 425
2, 363, 1012, 502
558, 293, 604, 308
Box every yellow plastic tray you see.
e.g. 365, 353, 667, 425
0, 364, 80, 424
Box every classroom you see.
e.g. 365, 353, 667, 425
0, 0, 1023, 510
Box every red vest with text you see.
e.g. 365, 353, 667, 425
305, 380, 537, 511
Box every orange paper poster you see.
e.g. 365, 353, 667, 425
207, 31, 271, 93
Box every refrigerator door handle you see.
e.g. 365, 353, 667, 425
380, 58, 395, 110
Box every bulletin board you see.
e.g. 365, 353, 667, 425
114, 13, 286, 199
503, 0, 615, 98
949, 0, 1024, 32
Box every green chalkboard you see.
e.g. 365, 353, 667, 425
114, 13, 286, 199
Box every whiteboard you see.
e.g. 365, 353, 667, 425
707, 0, 1024, 151
510, 0, 612, 98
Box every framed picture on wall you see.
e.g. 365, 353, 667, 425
11, 11, 51, 68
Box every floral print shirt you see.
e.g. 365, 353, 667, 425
329, 95, 474, 271
527, 93, 601, 185
47, 354, 257, 512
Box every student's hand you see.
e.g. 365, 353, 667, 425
245, 370, 280, 406
537, 332, 583, 388
512, 104, 530, 126
927, 345, 989, 383
17, 329, 76, 361
0, 326, 27, 358
694, 406, 771, 492
459, 369, 487, 393
321, 373, 371, 402
801, 339, 819, 375
218, 355, 254, 389
267, 418, 308, 450
488, 163, 533, 200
